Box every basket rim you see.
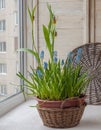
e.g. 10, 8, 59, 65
37, 103, 86, 111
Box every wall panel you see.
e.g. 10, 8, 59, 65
37, 0, 89, 59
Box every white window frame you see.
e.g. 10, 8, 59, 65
0, 20, 5, 31
0, 0, 5, 10
0, 42, 6, 53
0, 0, 28, 117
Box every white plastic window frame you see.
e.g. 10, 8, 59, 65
0, 0, 26, 117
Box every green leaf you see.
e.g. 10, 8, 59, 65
17, 72, 34, 87
32, 5, 37, 20
28, 5, 36, 24
28, 7, 33, 23
43, 25, 52, 59
17, 48, 40, 64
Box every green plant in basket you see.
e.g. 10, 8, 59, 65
17, 4, 91, 128
17, 4, 90, 102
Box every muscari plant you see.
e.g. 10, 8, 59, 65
17, 4, 90, 100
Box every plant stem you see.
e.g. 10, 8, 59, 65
32, 23, 37, 53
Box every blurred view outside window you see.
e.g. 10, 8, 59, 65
0, 20, 5, 31
0, 0, 5, 9
0, 0, 21, 102
0, 42, 6, 52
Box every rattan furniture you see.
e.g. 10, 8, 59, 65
71, 42, 101, 105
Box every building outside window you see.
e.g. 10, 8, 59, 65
0, 42, 6, 52
0, 63, 7, 75
0, 0, 25, 117
0, 0, 5, 9
0, 0, 24, 103
0, 20, 5, 31
0, 85, 7, 96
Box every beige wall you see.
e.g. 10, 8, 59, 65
35, 0, 101, 60
36, 0, 88, 60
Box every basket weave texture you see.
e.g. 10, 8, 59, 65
71, 43, 101, 105
37, 104, 86, 128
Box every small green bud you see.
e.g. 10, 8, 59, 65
33, 16, 35, 21
55, 31, 57, 37
53, 16, 56, 24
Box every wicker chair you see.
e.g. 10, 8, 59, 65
71, 42, 101, 105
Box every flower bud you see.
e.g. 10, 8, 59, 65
61, 59, 64, 66
77, 48, 82, 56
53, 51, 57, 57
53, 57, 58, 63
75, 55, 81, 64
55, 31, 57, 37
44, 62, 48, 70
53, 16, 56, 24
40, 50, 44, 59
33, 16, 35, 21
36, 69, 43, 78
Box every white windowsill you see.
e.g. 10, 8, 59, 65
0, 93, 25, 117
0, 100, 101, 130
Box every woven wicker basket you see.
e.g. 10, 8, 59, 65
71, 43, 101, 105
37, 104, 86, 128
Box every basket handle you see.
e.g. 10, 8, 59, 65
60, 98, 84, 109
60, 99, 69, 109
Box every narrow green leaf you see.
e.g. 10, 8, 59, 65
32, 5, 37, 20
17, 48, 40, 64
28, 7, 33, 23
43, 25, 52, 59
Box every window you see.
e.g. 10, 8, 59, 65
14, 11, 18, 25
0, 85, 7, 96
0, 42, 6, 52
0, 0, 25, 117
0, 0, 5, 9
0, 20, 5, 31
0, 63, 7, 75
0, 0, 26, 117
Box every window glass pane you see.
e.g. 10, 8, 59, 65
0, 0, 5, 9
0, 0, 21, 102
2, 0, 5, 8
3, 42, 6, 51
0, 42, 6, 52
0, 63, 7, 74
3, 20, 5, 30
0, 20, 5, 31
